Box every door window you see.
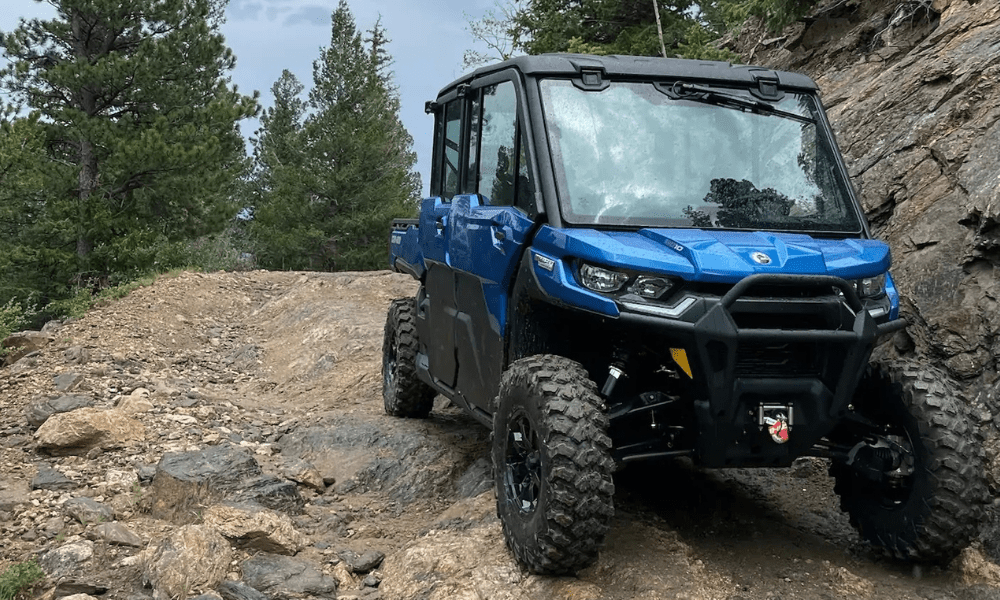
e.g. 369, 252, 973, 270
463, 94, 481, 195
516, 127, 535, 212
477, 82, 518, 206
442, 100, 462, 201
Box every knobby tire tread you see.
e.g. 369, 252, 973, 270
382, 298, 435, 418
831, 361, 986, 562
493, 354, 615, 575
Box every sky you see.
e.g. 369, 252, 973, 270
0, 0, 501, 196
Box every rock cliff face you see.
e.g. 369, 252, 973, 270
735, 0, 1000, 387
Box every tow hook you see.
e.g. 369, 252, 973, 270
759, 404, 793, 444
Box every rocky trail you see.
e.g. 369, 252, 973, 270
0, 270, 998, 600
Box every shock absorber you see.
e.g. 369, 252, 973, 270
600, 349, 629, 399
601, 364, 625, 398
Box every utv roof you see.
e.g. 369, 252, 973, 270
435, 53, 819, 100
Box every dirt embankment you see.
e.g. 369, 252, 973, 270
0, 270, 998, 600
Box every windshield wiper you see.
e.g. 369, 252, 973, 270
672, 82, 815, 125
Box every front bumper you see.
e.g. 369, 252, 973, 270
615, 274, 906, 467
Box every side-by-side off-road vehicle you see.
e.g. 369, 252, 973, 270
382, 54, 985, 574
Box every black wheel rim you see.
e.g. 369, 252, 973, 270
384, 335, 398, 398
846, 423, 916, 509
503, 409, 542, 515
874, 430, 916, 508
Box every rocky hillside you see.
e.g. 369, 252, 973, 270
1, 270, 999, 600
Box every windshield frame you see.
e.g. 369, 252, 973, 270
538, 77, 867, 236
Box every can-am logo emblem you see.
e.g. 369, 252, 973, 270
751, 252, 772, 265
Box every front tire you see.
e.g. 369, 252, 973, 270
492, 355, 615, 575
382, 297, 436, 418
830, 361, 986, 562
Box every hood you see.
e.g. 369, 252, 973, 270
533, 226, 891, 282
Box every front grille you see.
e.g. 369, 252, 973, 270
735, 342, 820, 378
731, 311, 828, 330
689, 281, 840, 299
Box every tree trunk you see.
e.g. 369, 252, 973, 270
77, 138, 97, 259
73, 10, 98, 260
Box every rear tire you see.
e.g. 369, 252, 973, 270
492, 355, 615, 575
382, 297, 435, 418
830, 361, 985, 562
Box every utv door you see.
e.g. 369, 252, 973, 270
446, 76, 537, 413
419, 100, 462, 389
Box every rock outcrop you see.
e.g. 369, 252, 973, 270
150, 445, 304, 523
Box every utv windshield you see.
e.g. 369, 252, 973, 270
539, 79, 863, 233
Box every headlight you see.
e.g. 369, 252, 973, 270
629, 276, 675, 299
857, 274, 886, 298
579, 263, 629, 293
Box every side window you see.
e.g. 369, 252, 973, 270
442, 100, 462, 201
463, 93, 481, 195
516, 126, 535, 211
478, 82, 518, 206
432, 79, 536, 211
430, 109, 444, 195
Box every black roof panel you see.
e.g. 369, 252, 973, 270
436, 53, 818, 100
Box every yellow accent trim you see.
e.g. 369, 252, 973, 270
670, 348, 693, 379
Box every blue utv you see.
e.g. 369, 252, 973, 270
383, 54, 986, 574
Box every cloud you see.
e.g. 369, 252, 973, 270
283, 6, 330, 27
228, 0, 327, 24
264, 5, 291, 21
227, 1, 264, 22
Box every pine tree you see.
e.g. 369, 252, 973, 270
252, 0, 419, 272
715, 0, 819, 33
0, 0, 258, 298
254, 70, 307, 187
0, 112, 48, 304
248, 69, 324, 270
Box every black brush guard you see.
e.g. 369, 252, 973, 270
616, 274, 906, 467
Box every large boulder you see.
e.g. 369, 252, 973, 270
150, 445, 303, 523
239, 554, 337, 599
1, 331, 53, 365
26, 394, 95, 428
140, 525, 232, 599
39, 540, 95, 580
64, 497, 114, 524
34, 408, 145, 455
203, 502, 306, 555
